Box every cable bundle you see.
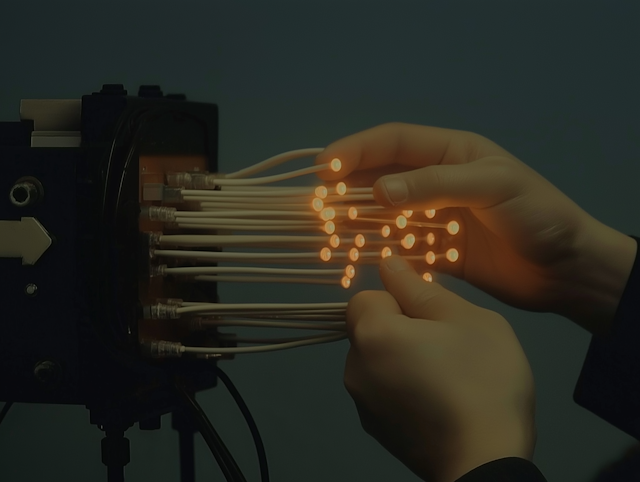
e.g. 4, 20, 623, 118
140, 148, 461, 357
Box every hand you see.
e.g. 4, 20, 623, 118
345, 255, 536, 482
318, 123, 637, 335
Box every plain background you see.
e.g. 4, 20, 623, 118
1, 1, 639, 481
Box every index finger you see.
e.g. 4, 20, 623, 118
315, 122, 515, 181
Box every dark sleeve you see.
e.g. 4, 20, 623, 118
573, 235, 640, 440
454, 457, 547, 482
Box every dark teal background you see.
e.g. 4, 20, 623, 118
1, 1, 639, 481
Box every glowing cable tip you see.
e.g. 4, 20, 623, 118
341, 276, 351, 289
320, 207, 336, 221
330, 234, 340, 248
355, 234, 366, 248
324, 221, 336, 234
320, 248, 332, 262
315, 186, 328, 199
349, 248, 360, 262
336, 182, 347, 196
312, 198, 324, 212
396, 215, 408, 229
381, 247, 392, 258
426, 251, 436, 265
426, 232, 435, 246
447, 221, 460, 235
348, 207, 358, 220
381, 225, 391, 238
401, 233, 416, 249
345, 265, 356, 279
425, 209, 436, 219
402, 210, 414, 218
446, 248, 459, 262
330, 158, 342, 172
423, 273, 433, 282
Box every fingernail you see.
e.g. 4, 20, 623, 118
383, 255, 409, 273
382, 177, 408, 205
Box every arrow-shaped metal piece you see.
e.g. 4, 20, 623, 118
0, 217, 52, 265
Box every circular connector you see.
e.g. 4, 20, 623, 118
10, 177, 43, 207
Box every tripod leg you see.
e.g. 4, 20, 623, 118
172, 409, 197, 482
101, 429, 131, 482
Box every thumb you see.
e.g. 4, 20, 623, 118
379, 255, 472, 320
373, 156, 523, 209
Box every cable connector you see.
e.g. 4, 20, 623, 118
166, 171, 192, 188
157, 298, 184, 306
150, 264, 167, 277
140, 339, 183, 358
190, 173, 220, 190
143, 303, 180, 319
141, 206, 177, 222
146, 232, 163, 247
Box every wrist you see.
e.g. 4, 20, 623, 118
554, 218, 637, 336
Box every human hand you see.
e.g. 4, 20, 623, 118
318, 123, 637, 336
344, 255, 536, 482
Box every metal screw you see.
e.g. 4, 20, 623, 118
25, 283, 38, 297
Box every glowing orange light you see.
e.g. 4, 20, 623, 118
396, 215, 407, 229
381, 225, 391, 238
446, 248, 459, 262
423, 272, 433, 282
402, 210, 413, 218
312, 198, 324, 212
341, 276, 351, 289
381, 247, 392, 258
349, 248, 360, 262
401, 233, 416, 249
355, 234, 365, 248
425, 209, 436, 219
324, 221, 336, 234
315, 186, 328, 199
336, 182, 347, 196
447, 221, 460, 235
425, 251, 436, 265
426, 232, 435, 246
330, 158, 342, 172
348, 207, 358, 220
320, 248, 332, 262
345, 265, 356, 279
320, 208, 336, 221
330, 234, 340, 248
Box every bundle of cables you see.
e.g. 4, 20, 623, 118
141, 147, 461, 358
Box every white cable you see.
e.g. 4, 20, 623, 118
176, 302, 347, 314
175, 224, 324, 233
153, 250, 327, 262
223, 148, 324, 179
199, 319, 346, 331
194, 275, 345, 285
183, 189, 315, 198
176, 211, 318, 219
180, 332, 346, 354
158, 234, 329, 247
211, 164, 331, 186
164, 266, 347, 276
216, 333, 335, 344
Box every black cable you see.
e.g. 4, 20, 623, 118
173, 382, 247, 482
214, 366, 270, 482
0, 402, 13, 425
